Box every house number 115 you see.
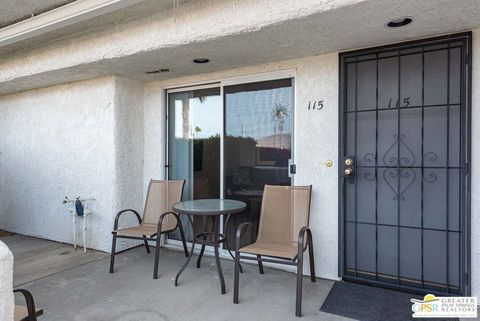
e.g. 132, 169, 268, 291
308, 100, 324, 110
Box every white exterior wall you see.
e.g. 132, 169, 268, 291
0, 15, 478, 297
470, 28, 480, 297
0, 78, 117, 252
112, 77, 146, 248
0, 241, 13, 321
144, 53, 340, 281
0, 76, 146, 252
145, 30, 480, 294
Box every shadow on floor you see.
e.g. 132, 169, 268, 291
1, 234, 107, 286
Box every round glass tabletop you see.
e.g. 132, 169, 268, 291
172, 199, 247, 216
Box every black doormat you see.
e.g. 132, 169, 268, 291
320, 281, 458, 321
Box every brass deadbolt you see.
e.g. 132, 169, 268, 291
326, 160, 333, 167
344, 168, 353, 176
344, 158, 354, 166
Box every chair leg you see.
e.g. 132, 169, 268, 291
308, 240, 316, 282
296, 251, 304, 317
143, 235, 151, 254
109, 233, 117, 273
257, 254, 264, 274
233, 250, 240, 304
153, 234, 162, 279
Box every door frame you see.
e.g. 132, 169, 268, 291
163, 69, 297, 266
338, 32, 472, 295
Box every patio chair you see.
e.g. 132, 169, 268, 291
14, 289, 43, 321
233, 185, 315, 317
109, 179, 189, 279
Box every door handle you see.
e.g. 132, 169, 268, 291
344, 156, 355, 177
288, 159, 296, 177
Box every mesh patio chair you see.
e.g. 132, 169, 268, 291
14, 289, 43, 321
233, 185, 315, 317
109, 179, 188, 279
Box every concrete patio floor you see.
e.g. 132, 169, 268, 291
6, 235, 352, 321
1, 234, 107, 286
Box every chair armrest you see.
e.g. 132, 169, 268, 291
13, 288, 39, 321
298, 226, 312, 253
157, 211, 180, 234
113, 209, 141, 230
235, 222, 255, 252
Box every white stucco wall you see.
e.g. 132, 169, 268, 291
0, 78, 117, 252
470, 28, 480, 297
0, 22, 478, 297
0, 241, 13, 321
112, 77, 146, 248
144, 53, 340, 281
0, 0, 360, 92
0, 76, 147, 252
145, 30, 480, 294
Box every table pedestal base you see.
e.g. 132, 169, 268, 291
175, 214, 239, 294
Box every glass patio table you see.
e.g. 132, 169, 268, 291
173, 199, 247, 294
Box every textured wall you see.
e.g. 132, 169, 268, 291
0, 0, 356, 87
144, 53, 340, 281
112, 77, 145, 248
0, 78, 117, 252
471, 29, 480, 297
3, 0, 480, 97
143, 86, 166, 186
0, 241, 13, 321
146, 33, 480, 295
0, 26, 478, 295
0, 76, 147, 252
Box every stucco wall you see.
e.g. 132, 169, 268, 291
470, 29, 480, 297
0, 27, 478, 296
0, 241, 13, 321
145, 30, 480, 295
0, 78, 117, 252
0, 0, 359, 93
112, 77, 145, 248
0, 76, 147, 252
144, 53, 340, 281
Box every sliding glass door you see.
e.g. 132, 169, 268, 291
166, 76, 294, 250
224, 78, 294, 249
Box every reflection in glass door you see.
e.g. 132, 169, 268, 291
167, 87, 222, 241
166, 77, 294, 251
224, 78, 294, 249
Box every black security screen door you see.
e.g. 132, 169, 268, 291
339, 33, 471, 295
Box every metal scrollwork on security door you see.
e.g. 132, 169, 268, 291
383, 168, 416, 201
383, 134, 416, 166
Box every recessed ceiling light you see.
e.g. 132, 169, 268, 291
146, 68, 170, 74
386, 16, 414, 28
193, 58, 210, 64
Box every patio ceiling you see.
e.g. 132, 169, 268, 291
0, 0, 183, 56
0, 0, 75, 29
1, 0, 480, 95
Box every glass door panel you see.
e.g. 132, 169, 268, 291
168, 87, 221, 241
224, 78, 294, 249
